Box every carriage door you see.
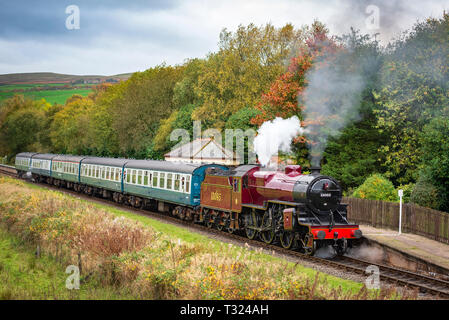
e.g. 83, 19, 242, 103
231, 177, 242, 212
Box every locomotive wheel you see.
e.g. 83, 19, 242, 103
260, 211, 275, 244
245, 213, 258, 240
206, 218, 213, 228
280, 231, 294, 249
304, 240, 316, 256
215, 214, 224, 231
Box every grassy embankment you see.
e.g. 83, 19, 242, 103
0, 177, 414, 300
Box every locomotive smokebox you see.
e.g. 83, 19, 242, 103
310, 166, 321, 175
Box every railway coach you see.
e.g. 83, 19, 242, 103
15, 152, 229, 216
15, 152, 38, 177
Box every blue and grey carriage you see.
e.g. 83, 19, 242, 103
15, 152, 56, 180
15, 152, 228, 211
14, 152, 38, 177
122, 160, 227, 210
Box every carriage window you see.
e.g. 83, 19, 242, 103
130, 170, 135, 184
153, 172, 158, 187
159, 173, 165, 188
143, 171, 148, 186
167, 173, 173, 190
125, 169, 130, 183
137, 170, 142, 185
174, 174, 180, 191
185, 175, 190, 193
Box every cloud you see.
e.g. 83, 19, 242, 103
0, 0, 446, 75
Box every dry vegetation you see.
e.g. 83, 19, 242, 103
0, 177, 416, 300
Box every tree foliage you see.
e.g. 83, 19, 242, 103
192, 23, 305, 128
417, 116, 449, 211
374, 13, 449, 184
352, 174, 398, 202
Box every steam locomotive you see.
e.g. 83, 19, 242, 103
15, 152, 362, 256
199, 164, 362, 255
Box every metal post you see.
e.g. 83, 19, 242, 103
398, 189, 403, 235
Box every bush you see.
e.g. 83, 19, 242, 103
352, 174, 398, 201
410, 171, 443, 210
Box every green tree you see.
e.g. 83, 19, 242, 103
193, 23, 305, 128
417, 116, 449, 211
0, 95, 50, 157
352, 174, 398, 201
410, 169, 443, 210
49, 97, 94, 154
374, 12, 449, 184
110, 64, 184, 157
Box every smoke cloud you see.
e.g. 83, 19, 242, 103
253, 116, 304, 167
302, 45, 367, 167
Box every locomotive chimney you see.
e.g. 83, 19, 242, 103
310, 166, 321, 175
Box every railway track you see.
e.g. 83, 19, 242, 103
1, 163, 449, 299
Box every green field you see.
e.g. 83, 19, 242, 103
0, 84, 92, 105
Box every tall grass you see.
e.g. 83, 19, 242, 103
0, 177, 416, 300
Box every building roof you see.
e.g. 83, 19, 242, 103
164, 138, 237, 162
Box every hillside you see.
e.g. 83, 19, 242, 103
0, 72, 132, 85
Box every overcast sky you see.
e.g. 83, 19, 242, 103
0, 0, 447, 75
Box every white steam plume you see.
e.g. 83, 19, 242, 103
302, 46, 367, 167
253, 116, 304, 167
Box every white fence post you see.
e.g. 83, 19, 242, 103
398, 189, 403, 235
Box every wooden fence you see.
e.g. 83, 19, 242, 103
343, 197, 449, 245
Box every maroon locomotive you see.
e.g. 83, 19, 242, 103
198, 164, 362, 255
